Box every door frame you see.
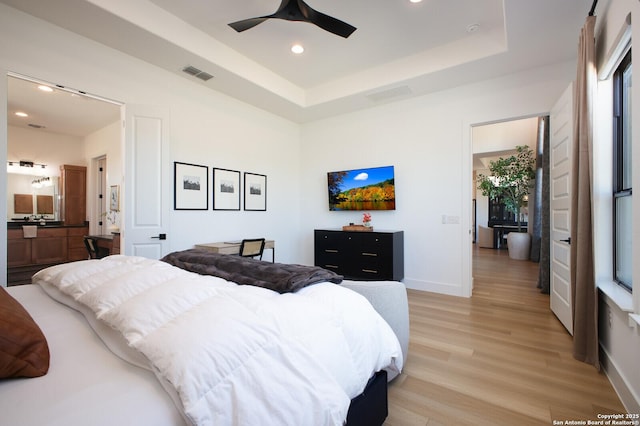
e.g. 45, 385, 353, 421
463, 113, 549, 298
1, 68, 8, 286
91, 155, 107, 236
3, 71, 124, 280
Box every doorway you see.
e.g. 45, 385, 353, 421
5, 73, 122, 274
470, 117, 541, 291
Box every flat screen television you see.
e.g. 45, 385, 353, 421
327, 165, 395, 211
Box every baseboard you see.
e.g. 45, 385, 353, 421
403, 278, 465, 297
600, 345, 640, 413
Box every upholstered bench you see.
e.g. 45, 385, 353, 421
341, 280, 409, 380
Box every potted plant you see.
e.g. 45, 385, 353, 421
477, 145, 535, 259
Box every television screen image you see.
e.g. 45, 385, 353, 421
327, 165, 395, 211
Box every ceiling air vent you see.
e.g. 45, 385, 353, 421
28, 123, 46, 129
366, 86, 412, 103
182, 65, 214, 82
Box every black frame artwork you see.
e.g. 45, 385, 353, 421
174, 162, 209, 210
244, 172, 267, 211
212, 168, 241, 211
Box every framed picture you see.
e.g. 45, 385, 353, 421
212, 168, 241, 210
174, 162, 209, 210
244, 172, 267, 211
109, 185, 120, 211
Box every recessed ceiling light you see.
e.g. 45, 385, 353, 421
291, 44, 304, 54
409, 0, 423, 3
15, 112, 28, 117
37, 85, 53, 92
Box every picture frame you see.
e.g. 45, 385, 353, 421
174, 162, 209, 210
109, 185, 120, 211
212, 168, 241, 210
244, 172, 267, 211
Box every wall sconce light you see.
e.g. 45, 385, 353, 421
7, 160, 47, 169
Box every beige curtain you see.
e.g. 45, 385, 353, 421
571, 15, 599, 369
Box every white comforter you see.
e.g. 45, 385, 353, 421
33, 256, 402, 426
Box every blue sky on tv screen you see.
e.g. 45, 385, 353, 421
337, 166, 394, 191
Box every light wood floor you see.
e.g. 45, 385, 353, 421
385, 246, 625, 426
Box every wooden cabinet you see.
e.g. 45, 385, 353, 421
7, 230, 31, 267
112, 233, 121, 254
31, 227, 68, 264
60, 164, 87, 225
67, 226, 89, 261
7, 225, 88, 285
314, 229, 404, 281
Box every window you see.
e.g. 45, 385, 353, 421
612, 49, 632, 291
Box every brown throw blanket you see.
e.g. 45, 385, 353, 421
161, 249, 343, 293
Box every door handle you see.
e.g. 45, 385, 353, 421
151, 233, 167, 240
559, 237, 571, 244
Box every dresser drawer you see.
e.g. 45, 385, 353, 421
37, 227, 68, 238
315, 231, 347, 250
355, 233, 393, 256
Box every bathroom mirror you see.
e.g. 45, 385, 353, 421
7, 173, 59, 221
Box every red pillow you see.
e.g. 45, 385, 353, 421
0, 287, 50, 378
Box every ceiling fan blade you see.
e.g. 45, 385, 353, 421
295, 0, 356, 38
228, 17, 270, 33
228, 0, 356, 38
305, 9, 356, 38
229, 0, 293, 32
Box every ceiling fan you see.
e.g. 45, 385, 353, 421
228, 0, 357, 38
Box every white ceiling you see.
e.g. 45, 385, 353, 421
7, 76, 120, 137
3, 0, 592, 129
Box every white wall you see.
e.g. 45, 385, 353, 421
300, 61, 575, 296
472, 117, 539, 156
0, 4, 300, 266
8, 125, 86, 171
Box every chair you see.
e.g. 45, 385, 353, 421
83, 236, 110, 259
477, 226, 495, 249
238, 238, 265, 260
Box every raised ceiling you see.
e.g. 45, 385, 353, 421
1, 0, 592, 123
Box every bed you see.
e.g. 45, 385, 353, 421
0, 253, 406, 426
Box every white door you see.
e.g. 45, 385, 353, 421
123, 104, 171, 258
549, 84, 574, 335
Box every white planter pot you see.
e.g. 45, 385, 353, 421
507, 232, 531, 260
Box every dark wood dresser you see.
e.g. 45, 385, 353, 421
314, 229, 404, 281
